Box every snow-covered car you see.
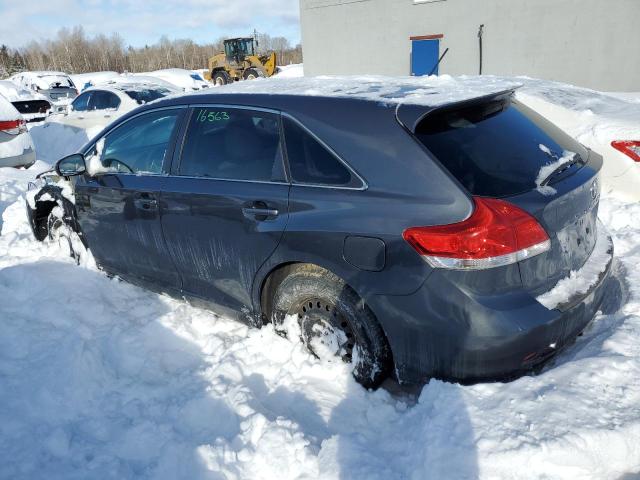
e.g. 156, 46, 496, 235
46, 82, 180, 131
138, 69, 210, 91
27, 76, 614, 389
0, 95, 35, 168
9, 71, 78, 113
70, 71, 120, 92
516, 79, 640, 201
0, 80, 51, 123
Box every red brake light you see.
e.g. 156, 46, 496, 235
0, 119, 27, 135
403, 197, 550, 270
611, 140, 640, 162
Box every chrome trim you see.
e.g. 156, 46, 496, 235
156, 174, 290, 186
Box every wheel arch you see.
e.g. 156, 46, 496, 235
256, 260, 396, 372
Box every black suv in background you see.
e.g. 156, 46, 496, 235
27, 79, 613, 388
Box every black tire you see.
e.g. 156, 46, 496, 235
242, 68, 262, 80
212, 70, 231, 86
270, 265, 391, 388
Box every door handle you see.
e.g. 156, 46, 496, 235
133, 193, 158, 210
242, 207, 279, 219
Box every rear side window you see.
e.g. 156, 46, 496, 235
283, 117, 360, 188
179, 108, 284, 182
414, 97, 588, 197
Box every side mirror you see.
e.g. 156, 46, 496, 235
56, 153, 86, 177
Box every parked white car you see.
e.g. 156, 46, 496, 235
516, 80, 640, 201
0, 80, 51, 123
46, 81, 180, 130
0, 95, 35, 168
138, 68, 210, 91
9, 71, 78, 113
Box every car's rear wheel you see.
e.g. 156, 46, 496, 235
270, 265, 391, 388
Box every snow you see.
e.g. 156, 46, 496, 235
70, 71, 119, 91
10, 71, 75, 90
0, 80, 48, 103
28, 122, 102, 164
537, 223, 613, 309
2, 76, 640, 479
137, 69, 210, 91
0, 93, 21, 121
204, 74, 521, 108
275, 64, 304, 78
535, 146, 577, 196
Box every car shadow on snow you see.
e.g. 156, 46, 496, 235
0, 260, 239, 478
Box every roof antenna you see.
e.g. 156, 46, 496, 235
478, 24, 485, 75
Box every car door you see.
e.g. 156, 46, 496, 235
74, 107, 186, 289
83, 90, 121, 128
160, 105, 290, 316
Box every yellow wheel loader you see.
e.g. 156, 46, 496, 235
205, 37, 277, 85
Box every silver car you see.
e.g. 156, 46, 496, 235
0, 95, 36, 168
9, 71, 78, 113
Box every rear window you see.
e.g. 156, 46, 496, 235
414, 97, 588, 197
125, 88, 172, 104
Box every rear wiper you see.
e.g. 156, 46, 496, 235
538, 151, 585, 187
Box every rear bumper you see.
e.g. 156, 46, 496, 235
370, 232, 615, 385
0, 147, 35, 168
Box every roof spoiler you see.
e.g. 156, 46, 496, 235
395, 87, 519, 133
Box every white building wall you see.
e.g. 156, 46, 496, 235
300, 0, 640, 91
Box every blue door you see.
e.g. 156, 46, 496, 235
411, 39, 440, 76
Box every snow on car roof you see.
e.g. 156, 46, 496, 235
0, 80, 47, 103
0, 94, 21, 121
200, 74, 521, 107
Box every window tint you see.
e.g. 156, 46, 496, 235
283, 117, 356, 187
96, 109, 180, 174
89, 91, 120, 110
71, 92, 91, 112
179, 108, 284, 182
414, 97, 588, 197
125, 88, 172, 104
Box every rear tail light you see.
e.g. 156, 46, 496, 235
403, 197, 550, 270
0, 119, 27, 135
611, 140, 640, 162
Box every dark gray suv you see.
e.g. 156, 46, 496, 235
27, 80, 614, 388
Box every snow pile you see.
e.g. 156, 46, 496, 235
0, 80, 48, 103
0, 94, 21, 121
205, 74, 521, 108
28, 122, 102, 164
275, 64, 304, 78
138, 69, 210, 91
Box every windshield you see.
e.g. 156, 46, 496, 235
125, 88, 172, 104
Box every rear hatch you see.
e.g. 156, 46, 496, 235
11, 100, 51, 120
402, 93, 602, 297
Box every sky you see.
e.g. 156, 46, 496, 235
0, 0, 301, 48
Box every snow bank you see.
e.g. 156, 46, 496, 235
28, 122, 102, 164
70, 71, 119, 90
275, 64, 304, 78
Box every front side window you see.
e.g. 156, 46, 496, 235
71, 92, 91, 112
283, 117, 358, 187
178, 107, 284, 182
88, 109, 180, 175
